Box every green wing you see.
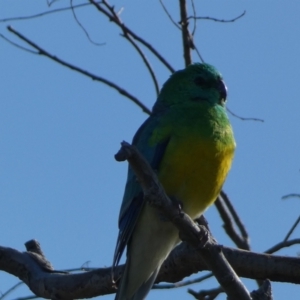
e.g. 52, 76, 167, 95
113, 114, 170, 270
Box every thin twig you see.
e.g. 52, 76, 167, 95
70, 0, 105, 46
153, 273, 213, 289
189, 10, 246, 23
0, 2, 98, 23
7, 26, 151, 115
125, 35, 160, 96
179, 0, 193, 66
89, 0, 175, 74
220, 191, 249, 242
190, 0, 197, 36
101, 0, 160, 96
0, 282, 24, 300
10, 296, 38, 300
189, 0, 205, 62
284, 215, 300, 242
0, 33, 37, 54
227, 107, 264, 122
159, 0, 181, 29
47, 0, 60, 6
282, 193, 300, 200
217, 192, 264, 287
215, 195, 250, 250
265, 239, 300, 254
194, 45, 205, 63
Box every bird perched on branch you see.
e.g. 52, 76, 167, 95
113, 63, 236, 300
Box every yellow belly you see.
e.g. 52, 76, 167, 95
158, 136, 234, 219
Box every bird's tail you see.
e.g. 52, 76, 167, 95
114, 256, 160, 300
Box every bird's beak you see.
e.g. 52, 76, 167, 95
218, 80, 227, 101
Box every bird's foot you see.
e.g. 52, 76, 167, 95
170, 196, 184, 217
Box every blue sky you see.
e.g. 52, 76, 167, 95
0, 1, 299, 299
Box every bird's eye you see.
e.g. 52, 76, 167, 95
194, 77, 206, 86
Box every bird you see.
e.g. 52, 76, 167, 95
112, 63, 236, 300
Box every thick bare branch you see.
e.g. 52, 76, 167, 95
0, 245, 116, 299
1, 239, 300, 299
179, 0, 193, 66
159, 242, 300, 284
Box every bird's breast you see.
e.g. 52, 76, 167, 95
157, 129, 235, 219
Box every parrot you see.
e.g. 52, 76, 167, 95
112, 63, 236, 300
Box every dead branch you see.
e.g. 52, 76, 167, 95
215, 191, 250, 250
188, 11, 246, 23
250, 279, 273, 300
284, 215, 300, 241
282, 193, 300, 200
1, 237, 300, 299
179, 0, 193, 66
7, 26, 151, 115
227, 106, 264, 122
153, 273, 213, 289
264, 239, 300, 255
100, 0, 160, 96
0, 2, 98, 23
188, 286, 223, 300
159, 0, 181, 29
89, 0, 175, 74
70, 0, 105, 46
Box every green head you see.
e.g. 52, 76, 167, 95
153, 63, 227, 112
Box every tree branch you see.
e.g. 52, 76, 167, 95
226, 106, 264, 122
0, 2, 99, 23
1, 238, 300, 299
281, 193, 300, 200
7, 26, 151, 115
215, 191, 250, 250
153, 273, 213, 289
89, 0, 175, 74
100, 0, 160, 96
189, 11, 246, 23
179, 0, 193, 66
70, 0, 105, 46
159, 0, 181, 29
264, 239, 300, 255
284, 215, 300, 242
188, 286, 223, 300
